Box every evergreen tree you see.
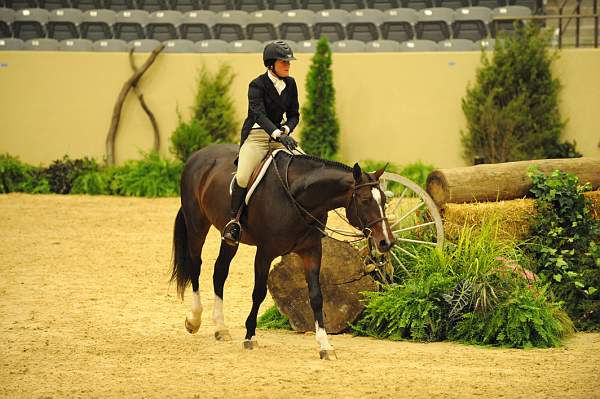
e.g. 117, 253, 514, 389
300, 37, 340, 160
170, 64, 238, 162
461, 23, 577, 164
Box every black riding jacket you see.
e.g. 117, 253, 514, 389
239, 72, 300, 146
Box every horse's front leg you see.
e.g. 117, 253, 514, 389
243, 248, 273, 349
297, 245, 337, 360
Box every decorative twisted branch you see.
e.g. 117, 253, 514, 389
105, 44, 165, 166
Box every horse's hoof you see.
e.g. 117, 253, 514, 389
243, 340, 259, 350
215, 329, 232, 341
319, 350, 337, 360
185, 317, 200, 334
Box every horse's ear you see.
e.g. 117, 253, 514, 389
374, 163, 388, 180
352, 163, 362, 183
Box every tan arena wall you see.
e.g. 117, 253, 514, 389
0, 49, 599, 167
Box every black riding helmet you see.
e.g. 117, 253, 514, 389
263, 40, 296, 68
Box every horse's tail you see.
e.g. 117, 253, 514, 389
170, 207, 192, 300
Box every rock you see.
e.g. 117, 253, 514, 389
267, 237, 377, 333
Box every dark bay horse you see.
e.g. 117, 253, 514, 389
170, 143, 394, 359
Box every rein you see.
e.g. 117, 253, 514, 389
267, 141, 385, 243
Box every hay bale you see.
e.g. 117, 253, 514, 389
442, 191, 600, 242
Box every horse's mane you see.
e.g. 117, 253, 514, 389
289, 153, 353, 173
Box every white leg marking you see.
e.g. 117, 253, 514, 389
315, 321, 334, 351
188, 291, 202, 325
212, 295, 226, 329
372, 188, 392, 246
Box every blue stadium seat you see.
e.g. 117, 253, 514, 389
313, 9, 348, 42
415, 7, 453, 41
294, 38, 316, 52
212, 10, 247, 41
93, 37, 128, 50
59, 37, 94, 50
13, 8, 49, 41
146, 10, 182, 41
163, 38, 194, 51
246, 9, 280, 41
81, 9, 115, 40
227, 38, 261, 51
114, 9, 148, 41
380, 8, 416, 42
279, 9, 313, 41
180, 10, 215, 40
438, 37, 476, 50
452, 6, 491, 41
399, 38, 437, 50
331, 38, 365, 51
194, 37, 228, 51
24, 37, 60, 50
0, 37, 25, 49
365, 39, 399, 51
346, 9, 383, 42
47, 8, 83, 40
129, 37, 161, 50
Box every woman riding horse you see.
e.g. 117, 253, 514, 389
222, 40, 301, 247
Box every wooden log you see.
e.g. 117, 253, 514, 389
426, 157, 600, 206
267, 237, 376, 334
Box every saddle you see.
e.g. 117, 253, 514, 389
230, 148, 291, 205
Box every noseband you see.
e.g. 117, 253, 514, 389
348, 181, 389, 238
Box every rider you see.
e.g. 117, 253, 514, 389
222, 40, 300, 246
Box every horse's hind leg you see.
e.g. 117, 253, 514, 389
212, 241, 238, 341
184, 220, 210, 335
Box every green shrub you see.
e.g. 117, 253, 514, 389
450, 283, 574, 348
300, 37, 339, 160
111, 152, 183, 197
20, 168, 51, 194
71, 170, 113, 195
45, 156, 100, 194
257, 305, 292, 330
527, 168, 600, 330
461, 23, 574, 164
0, 153, 35, 193
353, 273, 454, 341
170, 64, 237, 162
354, 219, 573, 348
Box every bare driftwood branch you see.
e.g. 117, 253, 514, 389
129, 48, 161, 154
105, 44, 165, 166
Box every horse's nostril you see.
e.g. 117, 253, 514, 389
379, 240, 390, 251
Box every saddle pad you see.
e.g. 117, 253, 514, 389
229, 148, 291, 205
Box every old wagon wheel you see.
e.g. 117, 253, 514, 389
332, 172, 445, 284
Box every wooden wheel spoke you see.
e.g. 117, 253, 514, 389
395, 237, 438, 246
388, 187, 409, 215
390, 201, 425, 230
393, 221, 435, 235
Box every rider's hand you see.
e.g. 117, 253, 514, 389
278, 133, 298, 151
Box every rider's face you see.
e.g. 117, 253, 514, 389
273, 60, 290, 78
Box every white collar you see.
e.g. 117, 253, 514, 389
267, 69, 283, 85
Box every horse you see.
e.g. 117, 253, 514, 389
170, 143, 394, 359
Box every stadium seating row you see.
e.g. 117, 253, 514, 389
0, 36, 496, 51
0, 0, 542, 13
0, 6, 530, 43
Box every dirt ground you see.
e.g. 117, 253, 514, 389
1, 194, 599, 399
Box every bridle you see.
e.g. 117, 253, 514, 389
268, 147, 389, 242
347, 181, 389, 239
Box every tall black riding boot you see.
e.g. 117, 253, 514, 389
222, 180, 247, 246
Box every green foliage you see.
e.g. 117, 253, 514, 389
111, 152, 183, 197
353, 273, 454, 341
354, 219, 574, 348
257, 305, 292, 330
450, 283, 574, 348
300, 37, 339, 160
0, 153, 35, 193
45, 156, 100, 194
527, 168, 600, 330
71, 170, 113, 195
461, 23, 574, 164
170, 64, 238, 162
